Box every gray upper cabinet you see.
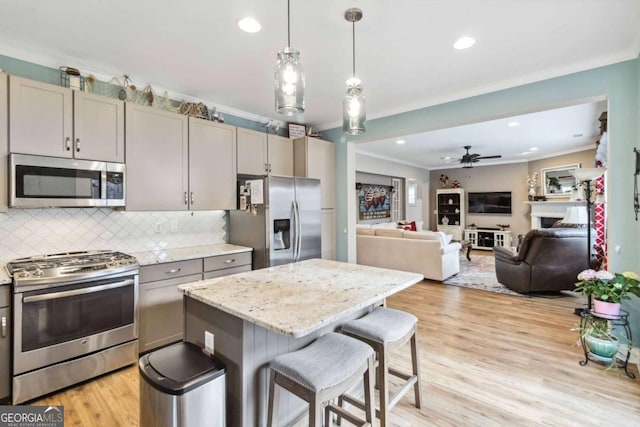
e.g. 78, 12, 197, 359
294, 137, 335, 209
267, 134, 294, 176
188, 118, 237, 210
237, 128, 293, 175
126, 103, 188, 211
73, 91, 124, 162
237, 127, 267, 175
9, 76, 124, 162
0, 73, 7, 213
126, 106, 237, 211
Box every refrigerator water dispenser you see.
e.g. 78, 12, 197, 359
273, 219, 290, 250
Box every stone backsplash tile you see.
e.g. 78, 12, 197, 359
0, 208, 227, 261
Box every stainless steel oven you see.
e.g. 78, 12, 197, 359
7, 251, 139, 404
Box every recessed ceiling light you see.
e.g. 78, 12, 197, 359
453, 36, 476, 50
521, 151, 532, 155
440, 156, 451, 160
507, 121, 520, 127
238, 17, 261, 33
573, 133, 583, 138
396, 140, 406, 145
530, 147, 539, 151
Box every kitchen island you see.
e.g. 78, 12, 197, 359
179, 258, 423, 427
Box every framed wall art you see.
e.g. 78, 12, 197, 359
358, 184, 393, 220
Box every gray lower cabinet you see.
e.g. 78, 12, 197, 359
1, 285, 10, 401
138, 259, 202, 353
203, 252, 252, 279
138, 251, 252, 354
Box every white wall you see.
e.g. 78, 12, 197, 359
356, 153, 431, 227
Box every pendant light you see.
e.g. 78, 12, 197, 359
274, 0, 305, 115
343, 8, 366, 135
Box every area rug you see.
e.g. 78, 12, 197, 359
443, 253, 522, 296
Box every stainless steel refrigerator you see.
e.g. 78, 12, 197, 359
229, 176, 321, 270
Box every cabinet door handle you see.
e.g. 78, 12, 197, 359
1, 316, 6, 338
264, 163, 269, 173
65, 137, 71, 151
167, 268, 182, 274
224, 259, 235, 264
184, 192, 188, 205
268, 163, 272, 173
75, 138, 81, 152
190, 192, 194, 205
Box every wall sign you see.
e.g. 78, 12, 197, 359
288, 123, 306, 139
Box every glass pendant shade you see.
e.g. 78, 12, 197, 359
343, 78, 366, 135
274, 47, 305, 116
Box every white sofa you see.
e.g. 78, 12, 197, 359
356, 227, 461, 281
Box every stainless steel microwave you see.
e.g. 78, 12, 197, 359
9, 153, 126, 208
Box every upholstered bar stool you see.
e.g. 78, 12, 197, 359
267, 332, 375, 427
339, 307, 422, 426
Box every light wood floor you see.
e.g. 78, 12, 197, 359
33, 278, 640, 426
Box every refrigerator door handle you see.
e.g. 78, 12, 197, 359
291, 200, 298, 261
293, 200, 302, 261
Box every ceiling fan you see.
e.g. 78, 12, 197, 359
459, 145, 502, 168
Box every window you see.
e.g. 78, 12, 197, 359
407, 179, 418, 206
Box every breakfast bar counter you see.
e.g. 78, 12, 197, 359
179, 258, 423, 427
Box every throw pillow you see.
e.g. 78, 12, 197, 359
410, 221, 417, 231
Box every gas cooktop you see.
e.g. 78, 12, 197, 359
6, 250, 139, 286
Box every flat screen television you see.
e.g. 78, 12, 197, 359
467, 191, 512, 215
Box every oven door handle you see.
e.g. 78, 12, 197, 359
22, 279, 135, 303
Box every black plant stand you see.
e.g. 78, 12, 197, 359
579, 309, 635, 378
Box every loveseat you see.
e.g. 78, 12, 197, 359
356, 227, 461, 281
493, 228, 592, 293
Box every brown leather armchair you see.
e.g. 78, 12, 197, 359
493, 228, 593, 294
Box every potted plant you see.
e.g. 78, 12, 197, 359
574, 318, 619, 364
574, 269, 640, 316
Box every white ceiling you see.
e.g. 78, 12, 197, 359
0, 0, 638, 162
357, 100, 608, 170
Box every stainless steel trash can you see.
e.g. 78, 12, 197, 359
139, 342, 226, 427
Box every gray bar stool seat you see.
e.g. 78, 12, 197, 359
267, 332, 375, 427
340, 307, 422, 426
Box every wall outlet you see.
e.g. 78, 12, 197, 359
170, 220, 178, 232
153, 222, 162, 233
205, 331, 214, 354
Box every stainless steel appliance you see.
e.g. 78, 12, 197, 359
230, 176, 321, 269
9, 153, 126, 208
6, 250, 139, 404
0, 283, 10, 402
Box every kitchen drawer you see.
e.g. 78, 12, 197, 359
203, 252, 252, 272
140, 259, 202, 283
0, 285, 9, 308
203, 265, 251, 280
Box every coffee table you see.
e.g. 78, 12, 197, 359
456, 240, 472, 261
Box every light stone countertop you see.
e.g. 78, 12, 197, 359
179, 258, 424, 338
131, 243, 252, 266
0, 265, 11, 285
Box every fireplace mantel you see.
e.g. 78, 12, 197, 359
525, 200, 586, 229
